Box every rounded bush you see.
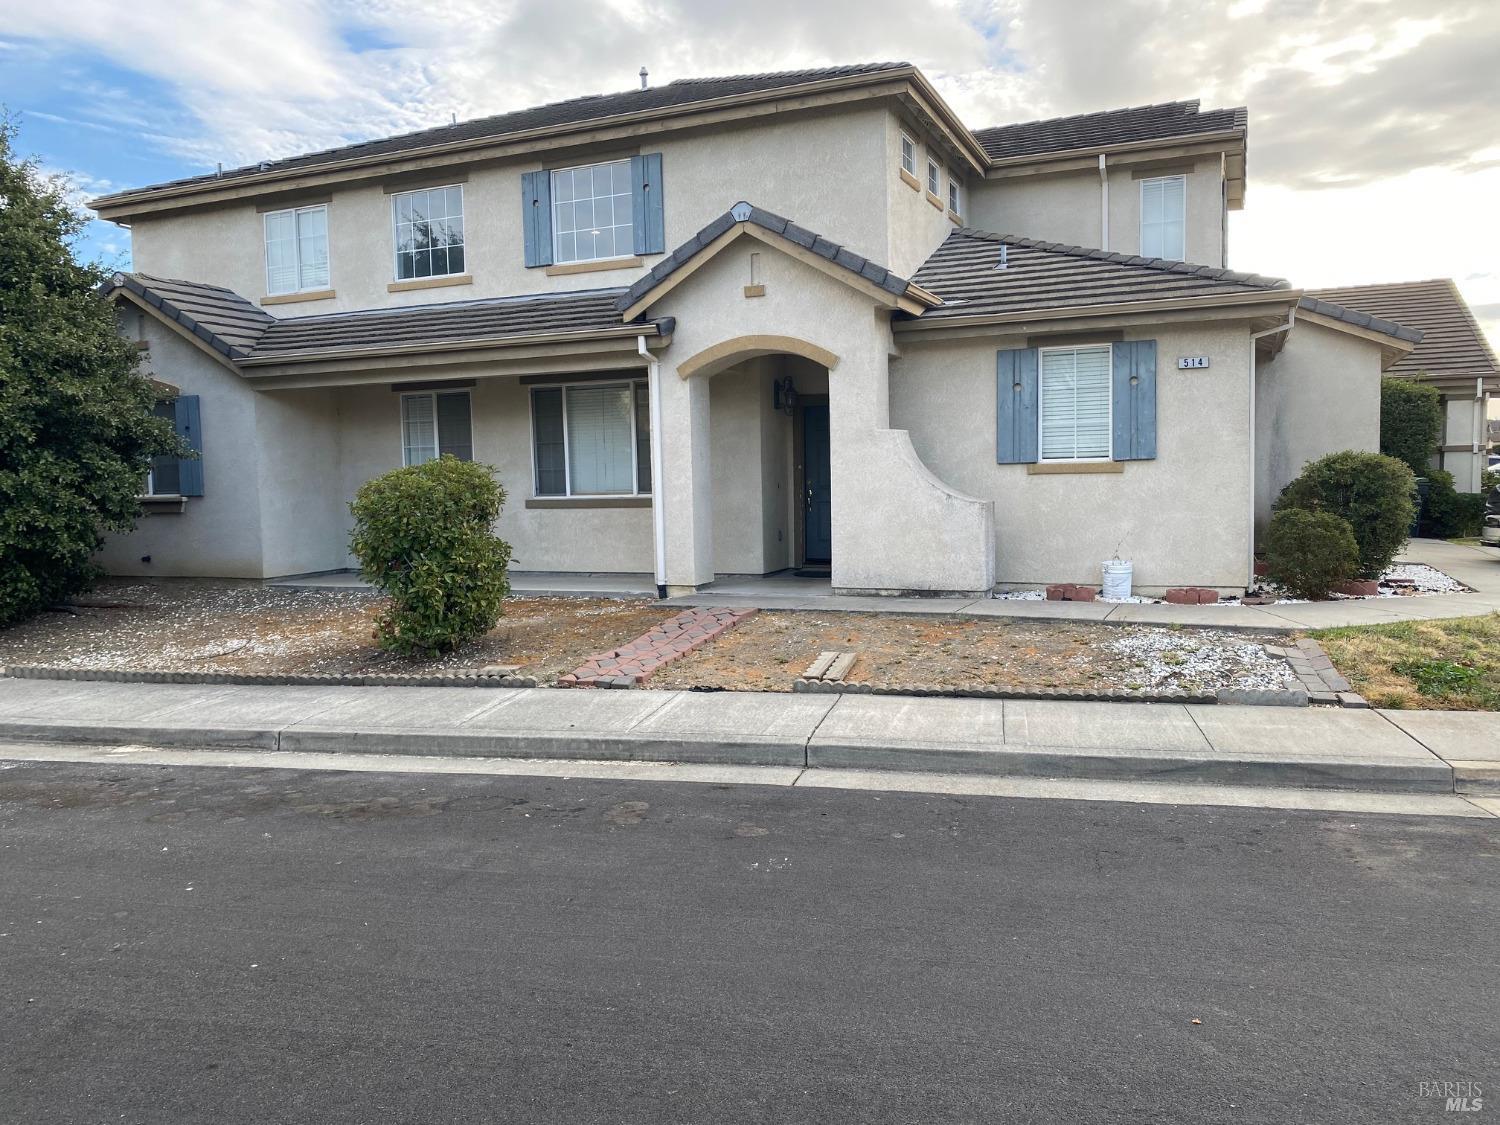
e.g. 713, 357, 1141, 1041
348, 457, 512, 656
1264, 509, 1360, 600
1274, 450, 1414, 579
1421, 468, 1487, 538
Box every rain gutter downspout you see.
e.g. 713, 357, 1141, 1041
1474, 376, 1485, 493
1098, 154, 1109, 249
1248, 305, 1297, 588
640, 334, 668, 599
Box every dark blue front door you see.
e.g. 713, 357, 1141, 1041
802, 404, 831, 564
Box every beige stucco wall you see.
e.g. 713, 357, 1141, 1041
890, 321, 1255, 591
126, 105, 896, 317
1440, 393, 1486, 491
96, 321, 270, 578
709, 357, 793, 574
647, 233, 994, 594
1254, 320, 1384, 532
884, 113, 961, 279
966, 157, 1226, 266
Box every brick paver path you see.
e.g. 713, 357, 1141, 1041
559, 607, 757, 688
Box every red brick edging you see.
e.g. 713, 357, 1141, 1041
559, 607, 757, 688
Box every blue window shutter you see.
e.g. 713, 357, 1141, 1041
996, 348, 1039, 464
631, 153, 665, 255
521, 169, 553, 267
174, 394, 204, 496
1111, 340, 1157, 460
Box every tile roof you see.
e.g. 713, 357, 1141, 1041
1295, 296, 1423, 344
105, 275, 667, 365
973, 100, 1246, 161
616, 200, 911, 313
107, 273, 274, 360
93, 64, 910, 204
1306, 280, 1497, 379
907, 229, 1286, 322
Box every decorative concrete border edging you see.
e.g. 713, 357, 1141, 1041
0, 665, 540, 689
1264, 640, 1369, 708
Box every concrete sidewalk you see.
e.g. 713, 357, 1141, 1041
2, 676, 1495, 797
272, 539, 1500, 631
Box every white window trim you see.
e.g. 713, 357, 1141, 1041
391, 184, 467, 282
529, 378, 651, 498
947, 174, 961, 215
899, 132, 918, 176
263, 203, 330, 296
549, 158, 637, 267
1139, 174, 1186, 261
1037, 344, 1114, 464
399, 390, 472, 467
926, 158, 941, 196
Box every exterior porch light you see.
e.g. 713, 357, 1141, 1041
774, 375, 798, 416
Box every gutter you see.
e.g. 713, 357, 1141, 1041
893, 287, 1299, 335
1248, 305, 1297, 587
238, 322, 667, 367
640, 334, 668, 599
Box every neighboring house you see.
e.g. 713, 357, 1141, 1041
1307, 280, 1499, 492
91, 62, 1429, 596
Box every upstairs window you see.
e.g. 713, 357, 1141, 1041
947, 175, 961, 216
1140, 175, 1186, 261
926, 158, 941, 196
263, 204, 329, 295
899, 133, 918, 177
393, 185, 466, 281
552, 160, 634, 264
401, 391, 473, 466
532, 380, 651, 497
1039, 345, 1112, 462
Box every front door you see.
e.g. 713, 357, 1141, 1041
802, 403, 832, 565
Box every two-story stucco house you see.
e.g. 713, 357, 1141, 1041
92, 61, 1454, 597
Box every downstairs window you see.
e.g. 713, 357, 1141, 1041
531, 380, 650, 497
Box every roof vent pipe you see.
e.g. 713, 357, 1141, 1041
639, 67, 649, 89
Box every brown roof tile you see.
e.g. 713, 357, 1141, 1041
1306, 280, 1498, 380
974, 100, 1246, 161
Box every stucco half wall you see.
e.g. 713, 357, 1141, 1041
891, 321, 1255, 593
646, 232, 994, 595
1254, 318, 1385, 533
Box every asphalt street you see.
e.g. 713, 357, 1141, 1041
0, 759, 1494, 1124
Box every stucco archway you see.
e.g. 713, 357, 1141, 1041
674, 334, 840, 381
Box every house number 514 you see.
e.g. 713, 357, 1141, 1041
1177, 356, 1210, 369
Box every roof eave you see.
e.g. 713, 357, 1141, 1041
893, 287, 1297, 337
91, 67, 933, 219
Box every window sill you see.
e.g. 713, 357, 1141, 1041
899, 167, 922, 192
925, 190, 944, 210
260, 289, 336, 306
138, 494, 188, 513
1027, 462, 1124, 475
545, 256, 643, 277
388, 274, 472, 293
526, 496, 651, 509
948, 209, 962, 225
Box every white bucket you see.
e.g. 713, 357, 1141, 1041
1102, 558, 1133, 601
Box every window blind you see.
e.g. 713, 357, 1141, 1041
1040, 346, 1112, 461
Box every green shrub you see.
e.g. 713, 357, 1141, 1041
1379, 377, 1442, 475
348, 457, 512, 656
1264, 508, 1361, 600
1275, 450, 1415, 579
1420, 468, 1487, 538
1483, 468, 1499, 495
0, 121, 180, 627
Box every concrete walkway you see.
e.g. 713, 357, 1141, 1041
3, 677, 1496, 800
272, 539, 1500, 631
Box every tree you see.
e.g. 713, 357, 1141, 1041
0, 118, 178, 627
1379, 376, 1442, 476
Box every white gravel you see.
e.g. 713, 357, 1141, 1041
1101, 628, 1296, 692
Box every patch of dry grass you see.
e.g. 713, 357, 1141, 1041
1312, 613, 1500, 710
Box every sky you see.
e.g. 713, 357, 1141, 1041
2, 0, 1497, 354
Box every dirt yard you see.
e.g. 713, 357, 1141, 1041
0, 582, 1300, 695
0, 580, 666, 680
654, 611, 1295, 695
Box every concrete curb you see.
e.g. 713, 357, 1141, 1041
0, 717, 1454, 795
